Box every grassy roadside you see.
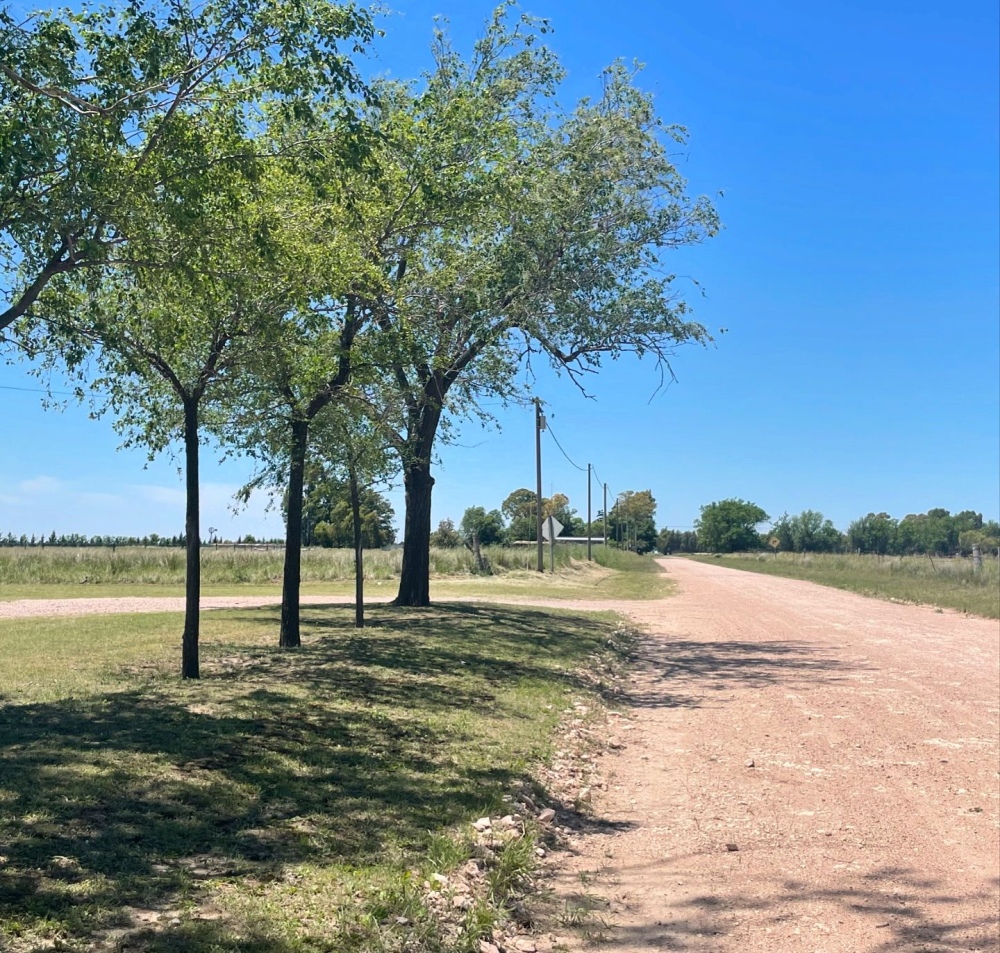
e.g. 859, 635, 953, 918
0, 547, 672, 602
689, 552, 1000, 618
0, 600, 634, 952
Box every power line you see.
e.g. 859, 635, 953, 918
544, 421, 588, 473
0, 383, 75, 396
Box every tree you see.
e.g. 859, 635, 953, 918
1, 0, 373, 338
696, 499, 769, 553
846, 512, 897, 556
657, 528, 698, 554
770, 510, 843, 553
429, 518, 462, 548
500, 487, 584, 540
361, 10, 718, 605
502, 488, 537, 541
610, 490, 658, 553
459, 506, 506, 546
305, 478, 395, 549
31, 110, 306, 677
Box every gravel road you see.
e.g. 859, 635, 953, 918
0, 593, 382, 619
551, 557, 1000, 952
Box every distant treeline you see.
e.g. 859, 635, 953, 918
0, 532, 283, 548
665, 506, 1000, 556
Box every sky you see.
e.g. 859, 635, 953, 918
1, 0, 998, 541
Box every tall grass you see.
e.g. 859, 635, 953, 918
0, 544, 583, 587
692, 551, 1000, 618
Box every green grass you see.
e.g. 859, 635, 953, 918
0, 601, 631, 952
0, 545, 672, 602
690, 551, 1000, 618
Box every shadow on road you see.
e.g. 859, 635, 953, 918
570, 859, 999, 952
621, 632, 865, 709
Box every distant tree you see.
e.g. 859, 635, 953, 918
305, 482, 395, 549
657, 528, 698, 554
953, 510, 983, 533
502, 488, 537, 542
501, 487, 586, 540
610, 490, 658, 553
459, 507, 506, 546
545, 494, 586, 537
846, 512, 897, 555
770, 510, 843, 553
696, 499, 769, 553
429, 519, 462, 548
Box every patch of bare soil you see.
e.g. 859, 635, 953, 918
543, 557, 1000, 952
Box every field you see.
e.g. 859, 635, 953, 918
0, 544, 670, 602
690, 551, 1000, 618
0, 557, 661, 952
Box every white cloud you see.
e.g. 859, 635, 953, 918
18, 475, 65, 495
132, 485, 186, 508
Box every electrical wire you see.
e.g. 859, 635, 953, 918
0, 384, 75, 395
544, 421, 588, 473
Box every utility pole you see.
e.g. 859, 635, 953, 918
603, 483, 608, 549
535, 398, 545, 573
587, 464, 592, 561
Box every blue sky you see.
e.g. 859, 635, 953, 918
1, 0, 998, 540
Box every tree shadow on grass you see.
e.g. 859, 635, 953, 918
0, 602, 612, 951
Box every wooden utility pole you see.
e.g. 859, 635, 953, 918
587, 463, 592, 561
535, 398, 545, 573
603, 483, 608, 548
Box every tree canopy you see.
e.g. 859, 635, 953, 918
609, 490, 658, 553
0, 0, 374, 338
695, 499, 769, 553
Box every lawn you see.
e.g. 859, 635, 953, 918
689, 551, 1000, 618
0, 599, 633, 952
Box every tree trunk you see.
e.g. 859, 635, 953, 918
349, 462, 364, 628
395, 461, 435, 606
280, 418, 309, 648
182, 397, 201, 679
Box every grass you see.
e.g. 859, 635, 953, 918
0, 600, 631, 952
690, 551, 1000, 618
0, 545, 672, 602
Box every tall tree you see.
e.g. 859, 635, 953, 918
359, 9, 719, 606
846, 512, 898, 556
771, 510, 843, 553
30, 115, 307, 677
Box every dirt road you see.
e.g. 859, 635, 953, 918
552, 557, 1000, 952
